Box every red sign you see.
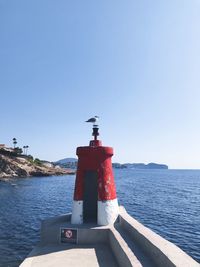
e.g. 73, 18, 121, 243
60, 228, 77, 243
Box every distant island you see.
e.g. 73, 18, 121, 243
0, 142, 75, 180
112, 163, 168, 169
54, 158, 168, 170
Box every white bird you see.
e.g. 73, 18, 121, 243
85, 116, 99, 126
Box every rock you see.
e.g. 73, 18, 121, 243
0, 154, 75, 179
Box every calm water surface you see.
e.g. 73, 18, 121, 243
0, 169, 199, 266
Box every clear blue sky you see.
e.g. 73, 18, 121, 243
1, 0, 200, 169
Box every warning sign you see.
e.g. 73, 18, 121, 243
60, 228, 78, 243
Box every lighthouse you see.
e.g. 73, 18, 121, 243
20, 119, 200, 267
71, 117, 119, 225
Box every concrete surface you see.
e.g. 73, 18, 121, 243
20, 244, 118, 267
20, 207, 200, 267
110, 224, 155, 267
118, 206, 200, 267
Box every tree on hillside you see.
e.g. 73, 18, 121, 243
13, 138, 17, 148
14, 147, 23, 154
34, 158, 42, 166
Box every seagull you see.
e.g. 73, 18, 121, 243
85, 116, 99, 126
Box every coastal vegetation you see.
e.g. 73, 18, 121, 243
0, 141, 75, 180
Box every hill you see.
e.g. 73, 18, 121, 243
54, 158, 78, 169
113, 162, 168, 169
0, 154, 75, 180
54, 158, 168, 170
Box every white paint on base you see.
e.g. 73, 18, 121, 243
98, 199, 119, 226
71, 200, 83, 224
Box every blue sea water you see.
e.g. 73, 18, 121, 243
0, 169, 199, 266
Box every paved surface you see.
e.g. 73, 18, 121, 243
20, 209, 200, 267
21, 244, 119, 267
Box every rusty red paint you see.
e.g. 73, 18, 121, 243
73, 141, 117, 201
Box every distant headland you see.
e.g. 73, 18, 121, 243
54, 158, 168, 170
112, 162, 168, 169
0, 141, 75, 180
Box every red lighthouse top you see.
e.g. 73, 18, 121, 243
73, 120, 117, 202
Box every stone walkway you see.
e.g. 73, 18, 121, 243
20, 244, 119, 267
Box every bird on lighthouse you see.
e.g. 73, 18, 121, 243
86, 116, 100, 141
85, 116, 99, 127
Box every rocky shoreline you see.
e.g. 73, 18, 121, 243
0, 154, 75, 180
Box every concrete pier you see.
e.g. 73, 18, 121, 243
20, 206, 199, 267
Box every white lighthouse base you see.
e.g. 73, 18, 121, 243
71, 200, 83, 224
98, 199, 119, 226
71, 199, 119, 225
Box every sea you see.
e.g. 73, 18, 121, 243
0, 169, 199, 266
